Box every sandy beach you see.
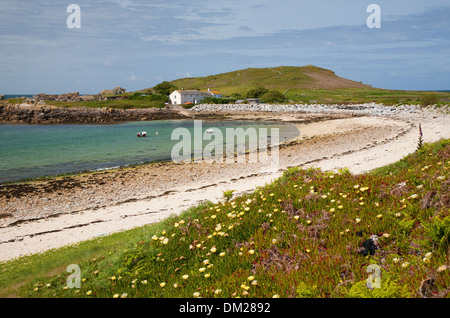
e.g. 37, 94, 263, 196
1, 105, 449, 262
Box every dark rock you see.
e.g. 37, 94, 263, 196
357, 234, 381, 256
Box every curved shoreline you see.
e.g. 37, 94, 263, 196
0, 104, 449, 262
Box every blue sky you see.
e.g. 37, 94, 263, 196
1, 0, 449, 94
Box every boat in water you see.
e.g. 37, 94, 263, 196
137, 131, 147, 137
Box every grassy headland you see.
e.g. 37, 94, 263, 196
167, 66, 450, 106
4, 66, 449, 108
1, 138, 449, 298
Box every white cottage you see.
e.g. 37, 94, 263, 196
169, 88, 222, 105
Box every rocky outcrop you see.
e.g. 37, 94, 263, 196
0, 103, 189, 124
113, 87, 126, 95
33, 92, 84, 102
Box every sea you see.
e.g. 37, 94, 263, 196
0, 120, 299, 183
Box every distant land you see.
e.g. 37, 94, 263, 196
159, 65, 373, 96
146, 65, 450, 105
2, 65, 449, 105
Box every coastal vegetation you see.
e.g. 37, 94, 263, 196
166, 66, 450, 106
3, 66, 449, 108
1, 138, 448, 298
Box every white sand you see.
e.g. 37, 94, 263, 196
1, 109, 449, 262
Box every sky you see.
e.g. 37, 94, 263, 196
0, 0, 449, 94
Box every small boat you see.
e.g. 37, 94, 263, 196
205, 129, 214, 134
137, 131, 147, 137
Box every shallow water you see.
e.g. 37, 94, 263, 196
0, 120, 299, 182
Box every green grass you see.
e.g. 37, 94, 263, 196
1, 139, 449, 298
165, 65, 450, 105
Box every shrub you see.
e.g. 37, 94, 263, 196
347, 273, 403, 298
423, 216, 450, 252
261, 90, 286, 103
420, 95, 439, 107
246, 87, 269, 99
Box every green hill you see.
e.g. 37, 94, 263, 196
167, 65, 373, 96
152, 65, 450, 105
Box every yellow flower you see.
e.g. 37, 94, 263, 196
393, 258, 400, 264
219, 252, 226, 257
193, 292, 200, 298
182, 275, 189, 280
251, 280, 258, 285
113, 294, 119, 298
305, 248, 310, 253
401, 262, 410, 268
272, 294, 280, 298
329, 208, 335, 213
210, 246, 217, 253
359, 202, 365, 206
355, 218, 361, 223
338, 205, 343, 209
269, 193, 275, 197
249, 249, 255, 255
377, 214, 383, 219
215, 289, 222, 295
204, 273, 211, 278
86, 290, 92, 296
174, 222, 179, 227
160, 282, 166, 287
199, 267, 206, 272
374, 202, 380, 207
272, 239, 277, 244
247, 276, 255, 281
306, 220, 312, 225
120, 293, 128, 298
294, 215, 299, 220
203, 259, 210, 265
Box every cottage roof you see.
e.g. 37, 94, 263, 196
173, 90, 210, 96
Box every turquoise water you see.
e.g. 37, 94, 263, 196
0, 120, 298, 183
